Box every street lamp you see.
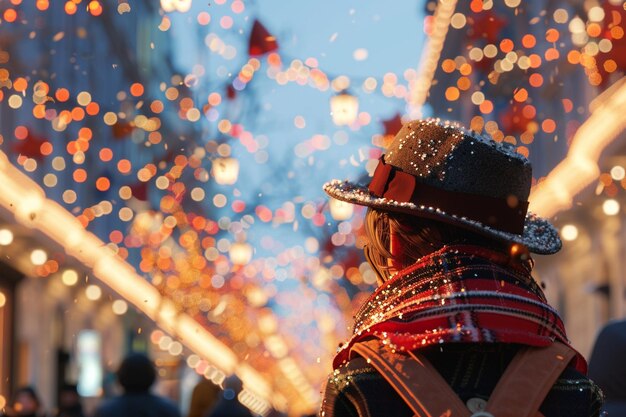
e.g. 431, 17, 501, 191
330, 90, 358, 126
212, 158, 239, 185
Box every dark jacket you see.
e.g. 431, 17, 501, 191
205, 398, 252, 417
205, 387, 252, 417
55, 406, 85, 417
321, 246, 603, 417
589, 320, 626, 416
321, 343, 603, 417
93, 393, 180, 417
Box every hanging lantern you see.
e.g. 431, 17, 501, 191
329, 198, 354, 221
229, 242, 253, 265
248, 20, 278, 57
330, 90, 358, 126
212, 158, 239, 185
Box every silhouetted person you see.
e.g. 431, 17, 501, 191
186, 379, 220, 417
93, 353, 180, 417
589, 320, 626, 416
205, 376, 251, 417
320, 119, 603, 416
3, 386, 47, 417
55, 385, 84, 417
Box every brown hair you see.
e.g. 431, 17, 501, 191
364, 208, 511, 283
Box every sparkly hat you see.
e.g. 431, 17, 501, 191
323, 118, 561, 254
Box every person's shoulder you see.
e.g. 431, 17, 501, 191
543, 367, 604, 417
93, 397, 124, 416
326, 357, 380, 390
603, 401, 626, 416
149, 394, 180, 416
206, 400, 253, 417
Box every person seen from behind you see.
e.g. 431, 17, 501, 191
320, 119, 603, 416
93, 352, 180, 417
54, 384, 84, 417
205, 375, 251, 417
2, 386, 48, 417
186, 378, 220, 417
589, 319, 626, 416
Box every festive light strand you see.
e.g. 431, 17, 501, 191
409, 0, 458, 117
529, 76, 626, 218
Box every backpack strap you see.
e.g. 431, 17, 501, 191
350, 339, 471, 417
485, 342, 576, 417
351, 339, 574, 417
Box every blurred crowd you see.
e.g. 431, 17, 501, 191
0, 353, 258, 417
4, 322, 626, 417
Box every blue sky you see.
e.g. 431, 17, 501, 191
159, 0, 430, 382
167, 0, 428, 250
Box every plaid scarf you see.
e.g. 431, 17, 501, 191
333, 245, 587, 374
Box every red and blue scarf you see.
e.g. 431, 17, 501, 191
333, 245, 587, 374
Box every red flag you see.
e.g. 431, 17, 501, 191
468, 10, 506, 44
13, 130, 47, 160
382, 113, 403, 136
129, 181, 148, 201
248, 19, 278, 57
111, 120, 134, 139
226, 84, 237, 100
500, 104, 532, 134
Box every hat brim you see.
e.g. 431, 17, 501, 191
323, 179, 562, 255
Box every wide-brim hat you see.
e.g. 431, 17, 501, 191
323, 118, 561, 254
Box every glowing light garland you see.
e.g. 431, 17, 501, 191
409, 0, 457, 117
529, 76, 626, 218
0, 150, 321, 414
